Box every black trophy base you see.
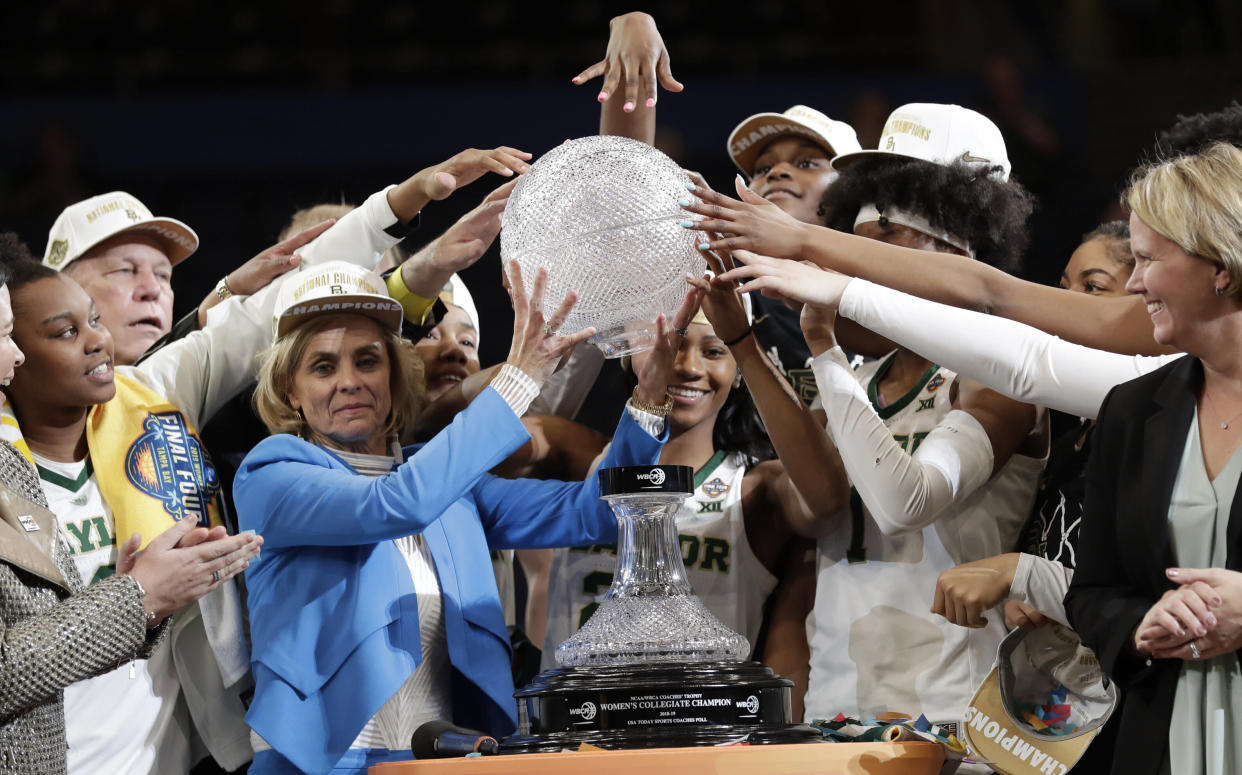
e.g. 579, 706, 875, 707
500, 661, 821, 754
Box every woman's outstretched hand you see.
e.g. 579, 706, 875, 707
505, 262, 597, 388
715, 250, 853, 312
573, 11, 683, 111
120, 519, 263, 626
680, 176, 809, 257
633, 287, 701, 405
685, 245, 749, 345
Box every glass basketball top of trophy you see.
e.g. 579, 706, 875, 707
555, 465, 749, 666
500, 135, 703, 358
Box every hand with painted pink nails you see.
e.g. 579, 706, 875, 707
572, 12, 683, 116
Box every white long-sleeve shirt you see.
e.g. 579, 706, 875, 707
838, 279, 1182, 419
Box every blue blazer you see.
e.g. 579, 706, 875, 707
234, 389, 665, 774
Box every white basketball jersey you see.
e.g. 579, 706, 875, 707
542, 451, 778, 668
805, 353, 1043, 725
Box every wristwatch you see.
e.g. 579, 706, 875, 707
215, 276, 235, 301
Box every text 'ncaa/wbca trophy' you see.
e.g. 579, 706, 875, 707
500, 465, 819, 752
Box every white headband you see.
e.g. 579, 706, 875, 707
854, 203, 973, 258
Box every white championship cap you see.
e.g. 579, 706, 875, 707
43, 191, 199, 270
727, 105, 862, 177
442, 274, 481, 337
273, 261, 404, 339
832, 103, 1011, 181
963, 623, 1118, 775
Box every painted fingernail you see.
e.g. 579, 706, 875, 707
572, 76, 582, 83
680, 220, 694, 228
697, 243, 710, 250
1167, 568, 1180, 578
597, 91, 608, 102
685, 182, 697, 190
623, 101, 635, 112
646, 97, 656, 108
678, 198, 692, 207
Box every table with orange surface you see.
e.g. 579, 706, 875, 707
371, 741, 945, 775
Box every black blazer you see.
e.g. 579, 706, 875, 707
1066, 354, 1242, 775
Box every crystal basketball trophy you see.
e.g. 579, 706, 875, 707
500, 466, 819, 752
500, 136, 706, 358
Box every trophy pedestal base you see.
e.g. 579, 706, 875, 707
500, 661, 821, 754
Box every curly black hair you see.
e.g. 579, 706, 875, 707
0, 233, 51, 290
819, 157, 1035, 273
1156, 102, 1242, 157
0, 233, 56, 293
1082, 220, 1132, 268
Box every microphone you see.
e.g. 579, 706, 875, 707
412, 720, 500, 759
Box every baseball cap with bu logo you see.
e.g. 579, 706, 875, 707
43, 191, 199, 270
273, 261, 404, 339
832, 103, 1012, 182
727, 105, 862, 177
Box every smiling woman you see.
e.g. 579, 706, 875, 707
0, 234, 262, 775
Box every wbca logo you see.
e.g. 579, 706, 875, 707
636, 468, 666, 485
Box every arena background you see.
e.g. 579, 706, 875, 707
2, 1, 1240, 392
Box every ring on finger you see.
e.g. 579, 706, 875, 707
211, 569, 222, 584
1190, 640, 1201, 660
541, 323, 554, 338
673, 327, 688, 337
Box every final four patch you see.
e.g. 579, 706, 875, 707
925, 373, 946, 393
701, 477, 731, 498
125, 411, 220, 526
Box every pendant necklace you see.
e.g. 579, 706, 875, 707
1204, 390, 1242, 430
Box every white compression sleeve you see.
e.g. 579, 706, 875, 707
838, 279, 1180, 420
1010, 552, 1075, 627
812, 347, 994, 536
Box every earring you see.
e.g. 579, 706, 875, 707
1216, 285, 1227, 297
732, 374, 742, 390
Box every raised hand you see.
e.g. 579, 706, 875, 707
716, 250, 852, 311
416, 147, 532, 201
121, 519, 263, 625
197, 218, 335, 326
427, 178, 517, 273
681, 176, 809, 257
505, 262, 597, 388
573, 12, 683, 111
684, 245, 749, 345
230, 218, 335, 295
633, 287, 701, 405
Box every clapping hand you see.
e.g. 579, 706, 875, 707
120, 519, 263, 626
